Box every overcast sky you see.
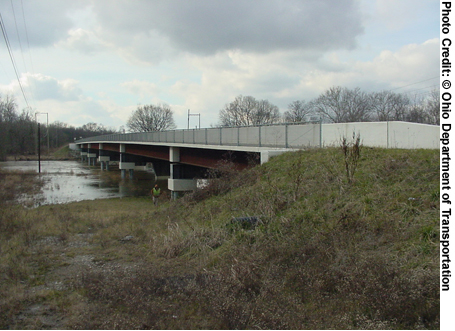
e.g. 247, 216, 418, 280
0, 0, 439, 130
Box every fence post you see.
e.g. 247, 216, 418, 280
387, 121, 389, 148
285, 123, 288, 149
259, 125, 262, 147
319, 119, 322, 148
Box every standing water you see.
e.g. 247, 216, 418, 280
0, 160, 160, 206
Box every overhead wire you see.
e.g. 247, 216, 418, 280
388, 76, 439, 92
20, 0, 36, 76
19, 0, 37, 110
9, 0, 36, 109
0, 11, 30, 109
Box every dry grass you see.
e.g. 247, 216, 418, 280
0, 147, 439, 329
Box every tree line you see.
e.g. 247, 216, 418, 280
219, 86, 440, 127
126, 86, 439, 133
0, 94, 117, 160
1, 85, 440, 159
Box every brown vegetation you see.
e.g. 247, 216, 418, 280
0, 147, 439, 329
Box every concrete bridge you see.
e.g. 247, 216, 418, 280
73, 121, 439, 197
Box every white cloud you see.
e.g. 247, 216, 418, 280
85, 0, 364, 63
0, 73, 83, 104
0, 0, 439, 130
375, 0, 427, 30
121, 80, 160, 99
56, 28, 105, 54
166, 37, 439, 127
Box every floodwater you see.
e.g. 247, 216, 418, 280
0, 160, 163, 206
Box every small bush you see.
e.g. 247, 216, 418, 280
341, 133, 362, 184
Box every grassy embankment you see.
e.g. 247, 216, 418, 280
0, 146, 439, 329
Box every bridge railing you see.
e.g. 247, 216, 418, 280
76, 122, 323, 149
75, 121, 439, 150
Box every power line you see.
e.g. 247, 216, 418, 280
401, 84, 439, 95
0, 11, 30, 108
19, 0, 37, 109
388, 76, 439, 92
20, 0, 35, 75
9, 0, 35, 108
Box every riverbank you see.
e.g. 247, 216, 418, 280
0, 147, 440, 329
5, 145, 77, 162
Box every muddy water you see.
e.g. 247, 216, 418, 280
1, 160, 163, 206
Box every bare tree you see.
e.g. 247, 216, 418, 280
313, 86, 372, 123
255, 99, 281, 125
283, 100, 314, 123
0, 94, 18, 123
405, 95, 429, 124
342, 87, 372, 122
370, 91, 410, 121
219, 95, 281, 126
0, 94, 19, 160
127, 104, 176, 132
425, 89, 440, 125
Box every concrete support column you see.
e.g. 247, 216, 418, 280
99, 156, 110, 171
87, 143, 97, 166
87, 153, 97, 166
119, 144, 135, 179
168, 147, 197, 199
80, 151, 87, 163
98, 145, 111, 171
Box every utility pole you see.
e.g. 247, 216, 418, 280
187, 109, 201, 129
35, 112, 49, 155
37, 123, 41, 174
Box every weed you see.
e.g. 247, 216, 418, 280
341, 133, 362, 184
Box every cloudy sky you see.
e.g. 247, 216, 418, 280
0, 0, 439, 130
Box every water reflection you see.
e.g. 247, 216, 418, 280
0, 160, 163, 206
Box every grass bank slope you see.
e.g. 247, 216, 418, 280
0, 147, 439, 329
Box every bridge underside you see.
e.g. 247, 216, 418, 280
82, 143, 259, 170
79, 142, 263, 196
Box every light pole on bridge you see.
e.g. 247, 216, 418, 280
187, 109, 201, 129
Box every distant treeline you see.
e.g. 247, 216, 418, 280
220, 87, 440, 127
0, 95, 118, 160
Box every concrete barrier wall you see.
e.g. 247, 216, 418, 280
388, 122, 439, 149
78, 121, 439, 150
322, 122, 388, 147
221, 127, 238, 145
239, 127, 260, 146
262, 126, 285, 147
321, 122, 439, 149
287, 123, 321, 148
207, 128, 221, 145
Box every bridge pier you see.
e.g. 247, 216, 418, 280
98, 144, 110, 171
80, 151, 87, 163
87, 144, 97, 166
120, 144, 135, 179
99, 157, 110, 171
168, 147, 197, 199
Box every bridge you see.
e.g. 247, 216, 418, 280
73, 121, 438, 197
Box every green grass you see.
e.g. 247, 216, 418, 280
0, 147, 439, 329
